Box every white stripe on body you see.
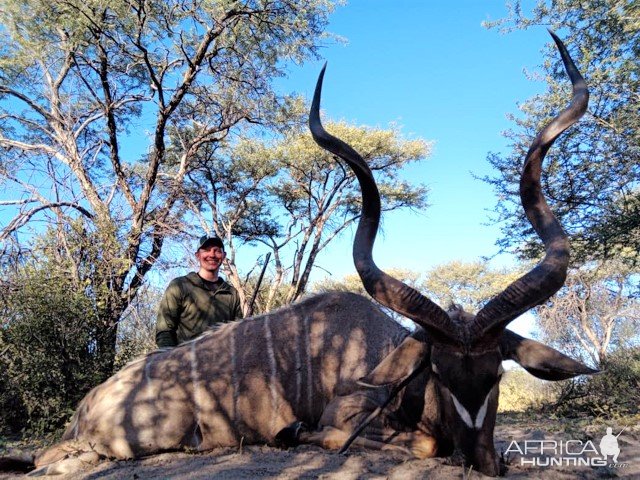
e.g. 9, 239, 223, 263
144, 355, 154, 395
231, 324, 239, 422
264, 316, 278, 433
190, 341, 202, 448
303, 314, 313, 415
295, 316, 302, 407
71, 408, 80, 440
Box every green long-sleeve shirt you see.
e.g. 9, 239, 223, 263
155, 272, 243, 348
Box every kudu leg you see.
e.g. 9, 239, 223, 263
298, 392, 438, 458
299, 425, 437, 459
299, 426, 408, 453
29, 441, 101, 477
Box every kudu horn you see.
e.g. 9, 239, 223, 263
310, 31, 589, 344
309, 64, 460, 343
469, 31, 589, 340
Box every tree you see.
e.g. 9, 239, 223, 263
482, 0, 640, 266
314, 268, 422, 327
535, 260, 640, 368
0, 232, 107, 434
0, 0, 337, 375
184, 120, 430, 312
422, 260, 523, 313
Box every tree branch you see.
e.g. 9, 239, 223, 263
0, 86, 53, 121
1, 202, 94, 241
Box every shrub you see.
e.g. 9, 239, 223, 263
548, 347, 640, 418
0, 267, 106, 435
498, 367, 555, 412
0, 373, 27, 436
113, 286, 159, 369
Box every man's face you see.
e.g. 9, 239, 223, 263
196, 245, 226, 273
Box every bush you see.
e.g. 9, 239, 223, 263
0, 373, 27, 436
548, 347, 640, 418
113, 285, 159, 370
0, 267, 107, 436
498, 368, 555, 412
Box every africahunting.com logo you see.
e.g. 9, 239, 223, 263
505, 426, 629, 468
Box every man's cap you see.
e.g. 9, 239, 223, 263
198, 235, 224, 250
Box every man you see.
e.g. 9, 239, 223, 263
155, 235, 243, 348
599, 427, 621, 463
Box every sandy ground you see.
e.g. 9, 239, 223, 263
1, 417, 639, 479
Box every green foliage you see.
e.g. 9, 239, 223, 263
0, 265, 105, 435
274, 121, 431, 213
498, 368, 554, 412
188, 120, 431, 309
0, 374, 27, 436
0, 0, 338, 371
422, 260, 523, 312
482, 0, 640, 266
0, 223, 144, 435
550, 346, 640, 419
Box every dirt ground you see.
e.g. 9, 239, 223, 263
1, 415, 639, 479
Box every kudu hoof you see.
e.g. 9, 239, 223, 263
274, 421, 310, 448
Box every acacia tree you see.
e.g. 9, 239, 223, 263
313, 261, 522, 327
184, 120, 430, 312
421, 260, 523, 313
313, 268, 422, 327
536, 261, 640, 367
0, 0, 336, 374
482, 0, 639, 265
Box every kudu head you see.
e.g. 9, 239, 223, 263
309, 32, 597, 476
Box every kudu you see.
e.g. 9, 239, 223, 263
4, 33, 594, 477
304, 31, 595, 475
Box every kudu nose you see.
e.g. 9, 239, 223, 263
471, 444, 503, 477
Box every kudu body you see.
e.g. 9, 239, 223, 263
11, 33, 595, 477
25, 292, 412, 475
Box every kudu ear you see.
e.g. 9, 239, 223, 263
358, 330, 429, 387
500, 330, 598, 381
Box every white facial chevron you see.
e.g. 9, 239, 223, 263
451, 391, 492, 430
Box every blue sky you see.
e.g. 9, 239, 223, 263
265, 1, 551, 337
3, 1, 554, 334
267, 1, 548, 281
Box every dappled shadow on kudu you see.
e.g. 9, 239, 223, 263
24, 290, 417, 476
120, 349, 196, 455
72, 348, 196, 458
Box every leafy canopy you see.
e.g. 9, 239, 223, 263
0, 0, 338, 373
482, 0, 639, 266
184, 118, 431, 309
